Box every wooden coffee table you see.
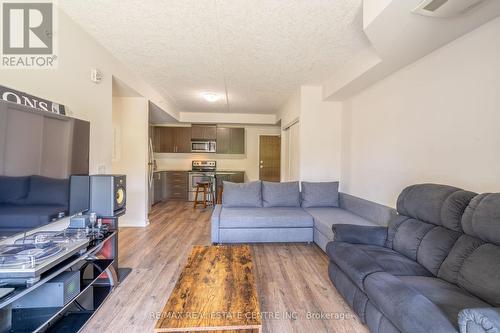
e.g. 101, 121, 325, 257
154, 245, 262, 333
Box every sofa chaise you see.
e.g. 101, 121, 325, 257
211, 180, 396, 250
327, 184, 500, 333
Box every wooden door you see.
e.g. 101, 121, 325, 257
175, 127, 192, 153
259, 136, 281, 182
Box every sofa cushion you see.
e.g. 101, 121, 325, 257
364, 272, 459, 333
222, 181, 262, 208
396, 183, 476, 230
25, 176, 69, 206
398, 276, 490, 329
219, 207, 313, 228
262, 181, 300, 207
327, 242, 432, 292
0, 176, 29, 204
306, 207, 376, 241
462, 193, 500, 246
389, 217, 462, 275
438, 234, 485, 285
437, 234, 500, 306
456, 243, 500, 307
0, 204, 67, 228
388, 184, 472, 277
301, 181, 339, 208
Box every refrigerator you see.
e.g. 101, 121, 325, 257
148, 126, 156, 213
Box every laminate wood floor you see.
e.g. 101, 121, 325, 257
82, 201, 368, 333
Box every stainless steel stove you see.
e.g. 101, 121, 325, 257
189, 160, 216, 201
191, 160, 216, 172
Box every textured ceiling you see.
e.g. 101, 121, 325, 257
59, 0, 370, 114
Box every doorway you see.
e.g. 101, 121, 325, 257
259, 135, 281, 182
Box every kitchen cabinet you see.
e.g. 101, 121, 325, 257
191, 125, 217, 141
154, 125, 244, 154
153, 172, 164, 204
228, 171, 245, 183
175, 127, 191, 153
153, 127, 191, 153
153, 171, 188, 203
216, 127, 245, 154
164, 171, 188, 200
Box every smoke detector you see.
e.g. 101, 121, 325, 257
412, 0, 488, 18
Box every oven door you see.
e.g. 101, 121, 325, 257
189, 173, 215, 201
189, 173, 215, 190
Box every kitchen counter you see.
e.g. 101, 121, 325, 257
154, 169, 190, 173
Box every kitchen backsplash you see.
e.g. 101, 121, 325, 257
155, 153, 247, 171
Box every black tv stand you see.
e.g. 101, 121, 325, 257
0, 230, 119, 333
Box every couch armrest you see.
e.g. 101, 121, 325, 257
459, 308, 500, 333
339, 192, 396, 226
211, 204, 223, 244
332, 224, 388, 246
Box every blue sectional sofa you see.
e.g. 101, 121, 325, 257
0, 175, 69, 235
327, 184, 500, 333
211, 180, 396, 250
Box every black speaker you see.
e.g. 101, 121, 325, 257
69, 175, 90, 215
89, 175, 126, 218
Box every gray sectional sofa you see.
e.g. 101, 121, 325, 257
211, 180, 396, 250
327, 184, 500, 333
212, 181, 500, 333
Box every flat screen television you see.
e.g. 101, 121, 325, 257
0, 100, 90, 238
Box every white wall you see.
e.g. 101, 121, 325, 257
179, 112, 276, 125
278, 86, 342, 182
299, 87, 342, 181
1, 8, 174, 175
363, 0, 392, 29
278, 89, 301, 180
155, 125, 281, 181
112, 97, 149, 227
341, 17, 500, 207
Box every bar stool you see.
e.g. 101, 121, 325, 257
193, 182, 214, 209
216, 185, 224, 204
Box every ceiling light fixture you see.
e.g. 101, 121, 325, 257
201, 92, 221, 103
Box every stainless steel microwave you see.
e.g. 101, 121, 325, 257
191, 141, 216, 153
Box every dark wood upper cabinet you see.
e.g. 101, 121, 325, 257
175, 127, 192, 153
154, 125, 244, 154
230, 128, 245, 154
216, 127, 245, 154
191, 125, 217, 141
153, 126, 191, 153
216, 127, 231, 154
154, 127, 175, 153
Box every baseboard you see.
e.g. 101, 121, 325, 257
119, 218, 149, 228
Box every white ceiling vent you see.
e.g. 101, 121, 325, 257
412, 0, 488, 18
